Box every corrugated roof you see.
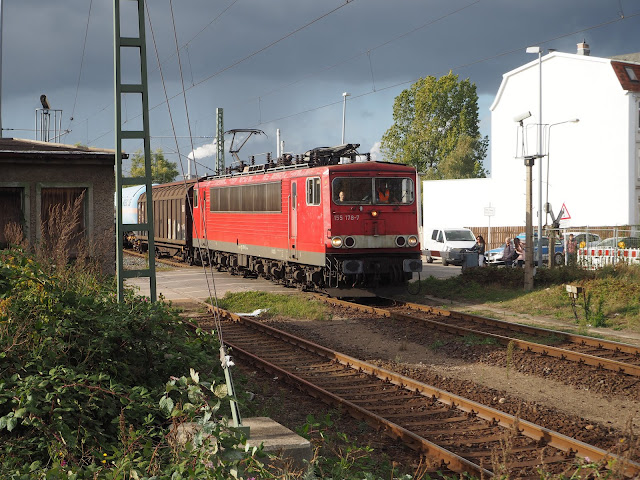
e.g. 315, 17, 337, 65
610, 52, 640, 64
0, 138, 116, 153
0, 138, 122, 164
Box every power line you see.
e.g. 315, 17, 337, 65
85, 1, 354, 144
88, 6, 640, 148
252, 10, 640, 127
146, 0, 239, 77
67, 0, 93, 132
238, 0, 481, 107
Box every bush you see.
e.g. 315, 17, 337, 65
0, 249, 269, 478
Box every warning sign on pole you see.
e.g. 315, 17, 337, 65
560, 203, 571, 220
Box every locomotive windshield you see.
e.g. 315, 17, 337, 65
332, 177, 414, 205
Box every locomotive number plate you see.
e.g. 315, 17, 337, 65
334, 214, 360, 221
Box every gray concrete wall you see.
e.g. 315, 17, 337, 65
1, 160, 115, 274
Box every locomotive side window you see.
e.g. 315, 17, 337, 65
193, 189, 198, 208
291, 182, 297, 210
208, 182, 282, 213
265, 182, 281, 211
306, 177, 321, 206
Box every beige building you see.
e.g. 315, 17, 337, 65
0, 138, 117, 273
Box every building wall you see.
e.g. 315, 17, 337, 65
0, 160, 115, 273
422, 52, 639, 233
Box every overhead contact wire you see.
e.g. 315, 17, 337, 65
167, 0, 226, 343
68, 0, 94, 133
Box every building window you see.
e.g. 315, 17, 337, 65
625, 66, 638, 82
306, 177, 321, 206
0, 187, 25, 247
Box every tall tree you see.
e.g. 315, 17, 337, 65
129, 148, 178, 184
381, 72, 488, 179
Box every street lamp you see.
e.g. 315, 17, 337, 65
341, 92, 350, 144
526, 46, 543, 268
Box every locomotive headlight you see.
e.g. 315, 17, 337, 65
331, 236, 343, 248
370, 210, 379, 217
407, 235, 419, 247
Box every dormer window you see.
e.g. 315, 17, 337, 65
625, 66, 638, 82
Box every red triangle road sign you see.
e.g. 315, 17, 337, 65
559, 203, 571, 220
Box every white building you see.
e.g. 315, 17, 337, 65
422, 43, 640, 240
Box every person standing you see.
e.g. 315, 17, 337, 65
500, 237, 516, 267
514, 237, 525, 267
567, 233, 577, 266
473, 235, 486, 266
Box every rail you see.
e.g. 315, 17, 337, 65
206, 305, 640, 478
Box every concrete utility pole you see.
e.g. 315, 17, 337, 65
216, 108, 224, 175
341, 92, 350, 144
524, 156, 534, 291
527, 46, 543, 268
523, 155, 542, 290
0, 0, 4, 138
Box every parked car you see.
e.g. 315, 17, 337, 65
487, 234, 563, 266
424, 227, 476, 266
594, 236, 640, 249
560, 231, 601, 249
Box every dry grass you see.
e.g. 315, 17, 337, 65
2, 193, 110, 277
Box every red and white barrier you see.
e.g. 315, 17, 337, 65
578, 248, 640, 269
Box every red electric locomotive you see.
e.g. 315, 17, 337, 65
190, 144, 422, 291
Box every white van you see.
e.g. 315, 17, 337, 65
425, 227, 476, 266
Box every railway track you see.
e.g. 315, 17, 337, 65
207, 306, 640, 478
318, 296, 640, 379
124, 248, 191, 269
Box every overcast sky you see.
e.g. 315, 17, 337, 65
1, 0, 638, 176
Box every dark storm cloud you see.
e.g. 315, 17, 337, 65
1, 0, 638, 159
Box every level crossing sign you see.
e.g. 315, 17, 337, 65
559, 203, 571, 220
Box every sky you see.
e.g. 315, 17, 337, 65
1, 0, 639, 178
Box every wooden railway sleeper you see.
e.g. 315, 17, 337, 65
216, 313, 640, 478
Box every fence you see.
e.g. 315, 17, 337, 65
465, 225, 523, 252
465, 224, 640, 268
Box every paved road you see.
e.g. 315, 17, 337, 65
126, 258, 461, 302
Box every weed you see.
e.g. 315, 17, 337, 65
410, 264, 640, 334
214, 291, 329, 321
296, 413, 414, 479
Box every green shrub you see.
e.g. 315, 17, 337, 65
0, 249, 269, 478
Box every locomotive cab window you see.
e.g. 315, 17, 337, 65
193, 189, 198, 208
375, 178, 414, 205
332, 177, 414, 205
306, 177, 321, 206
